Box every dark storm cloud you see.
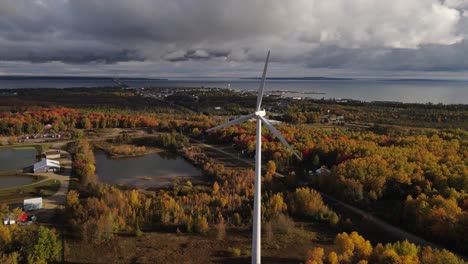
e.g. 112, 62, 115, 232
0, 0, 468, 75
305, 39, 468, 71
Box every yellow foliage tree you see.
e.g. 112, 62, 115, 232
328, 251, 339, 264
306, 247, 324, 264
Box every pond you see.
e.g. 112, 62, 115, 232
95, 150, 200, 188
0, 147, 38, 172
0, 175, 35, 189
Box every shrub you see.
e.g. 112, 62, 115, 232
232, 212, 242, 226
195, 215, 209, 234
227, 247, 241, 257
270, 214, 295, 235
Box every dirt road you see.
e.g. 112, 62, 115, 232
41, 149, 71, 209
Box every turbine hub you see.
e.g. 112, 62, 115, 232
255, 110, 266, 117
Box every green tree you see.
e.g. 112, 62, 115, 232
24, 226, 61, 264
312, 154, 320, 167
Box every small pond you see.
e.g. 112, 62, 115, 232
95, 150, 200, 187
0, 147, 37, 172
0, 175, 35, 189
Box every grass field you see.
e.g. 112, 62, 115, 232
0, 179, 60, 204
64, 222, 335, 264
0, 143, 51, 154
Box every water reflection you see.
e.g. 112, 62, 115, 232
0, 176, 35, 189
94, 150, 199, 188
0, 148, 37, 172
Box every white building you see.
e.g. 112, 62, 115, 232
33, 159, 60, 173
24, 197, 43, 211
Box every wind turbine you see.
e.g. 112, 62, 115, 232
207, 51, 301, 264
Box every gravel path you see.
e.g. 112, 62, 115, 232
41, 149, 71, 209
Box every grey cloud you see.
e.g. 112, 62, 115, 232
304, 40, 468, 71
163, 49, 229, 62
0, 0, 467, 75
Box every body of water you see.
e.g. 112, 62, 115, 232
0, 175, 35, 189
0, 77, 467, 104
0, 148, 37, 172
94, 150, 200, 188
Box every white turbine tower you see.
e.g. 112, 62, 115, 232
207, 51, 301, 264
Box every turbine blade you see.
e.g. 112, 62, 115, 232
259, 116, 302, 160
256, 50, 270, 111
206, 113, 255, 132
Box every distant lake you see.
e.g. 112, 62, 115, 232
0, 77, 467, 104
94, 150, 200, 188
0, 148, 37, 172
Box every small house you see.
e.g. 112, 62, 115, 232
24, 197, 43, 211
33, 159, 60, 173
3, 216, 15, 225
43, 150, 61, 159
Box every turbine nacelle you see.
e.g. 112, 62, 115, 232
255, 110, 266, 117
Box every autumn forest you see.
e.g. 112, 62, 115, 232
0, 87, 466, 264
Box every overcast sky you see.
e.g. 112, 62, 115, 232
1, 0, 468, 78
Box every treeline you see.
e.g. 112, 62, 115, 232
305, 231, 465, 264
0, 88, 180, 114
134, 133, 190, 150
68, 139, 97, 186
0, 107, 216, 136
0, 107, 157, 135
166, 88, 260, 115
283, 100, 468, 129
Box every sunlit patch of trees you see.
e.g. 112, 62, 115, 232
305, 231, 465, 264
0, 107, 153, 135
109, 145, 147, 156
206, 120, 467, 252
0, 215, 61, 264
3, 104, 464, 256
63, 139, 340, 245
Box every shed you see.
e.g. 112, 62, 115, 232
3, 217, 15, 225
24, 197, 43, 211
33, 159, 60, 173
43, 150, 61, 159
